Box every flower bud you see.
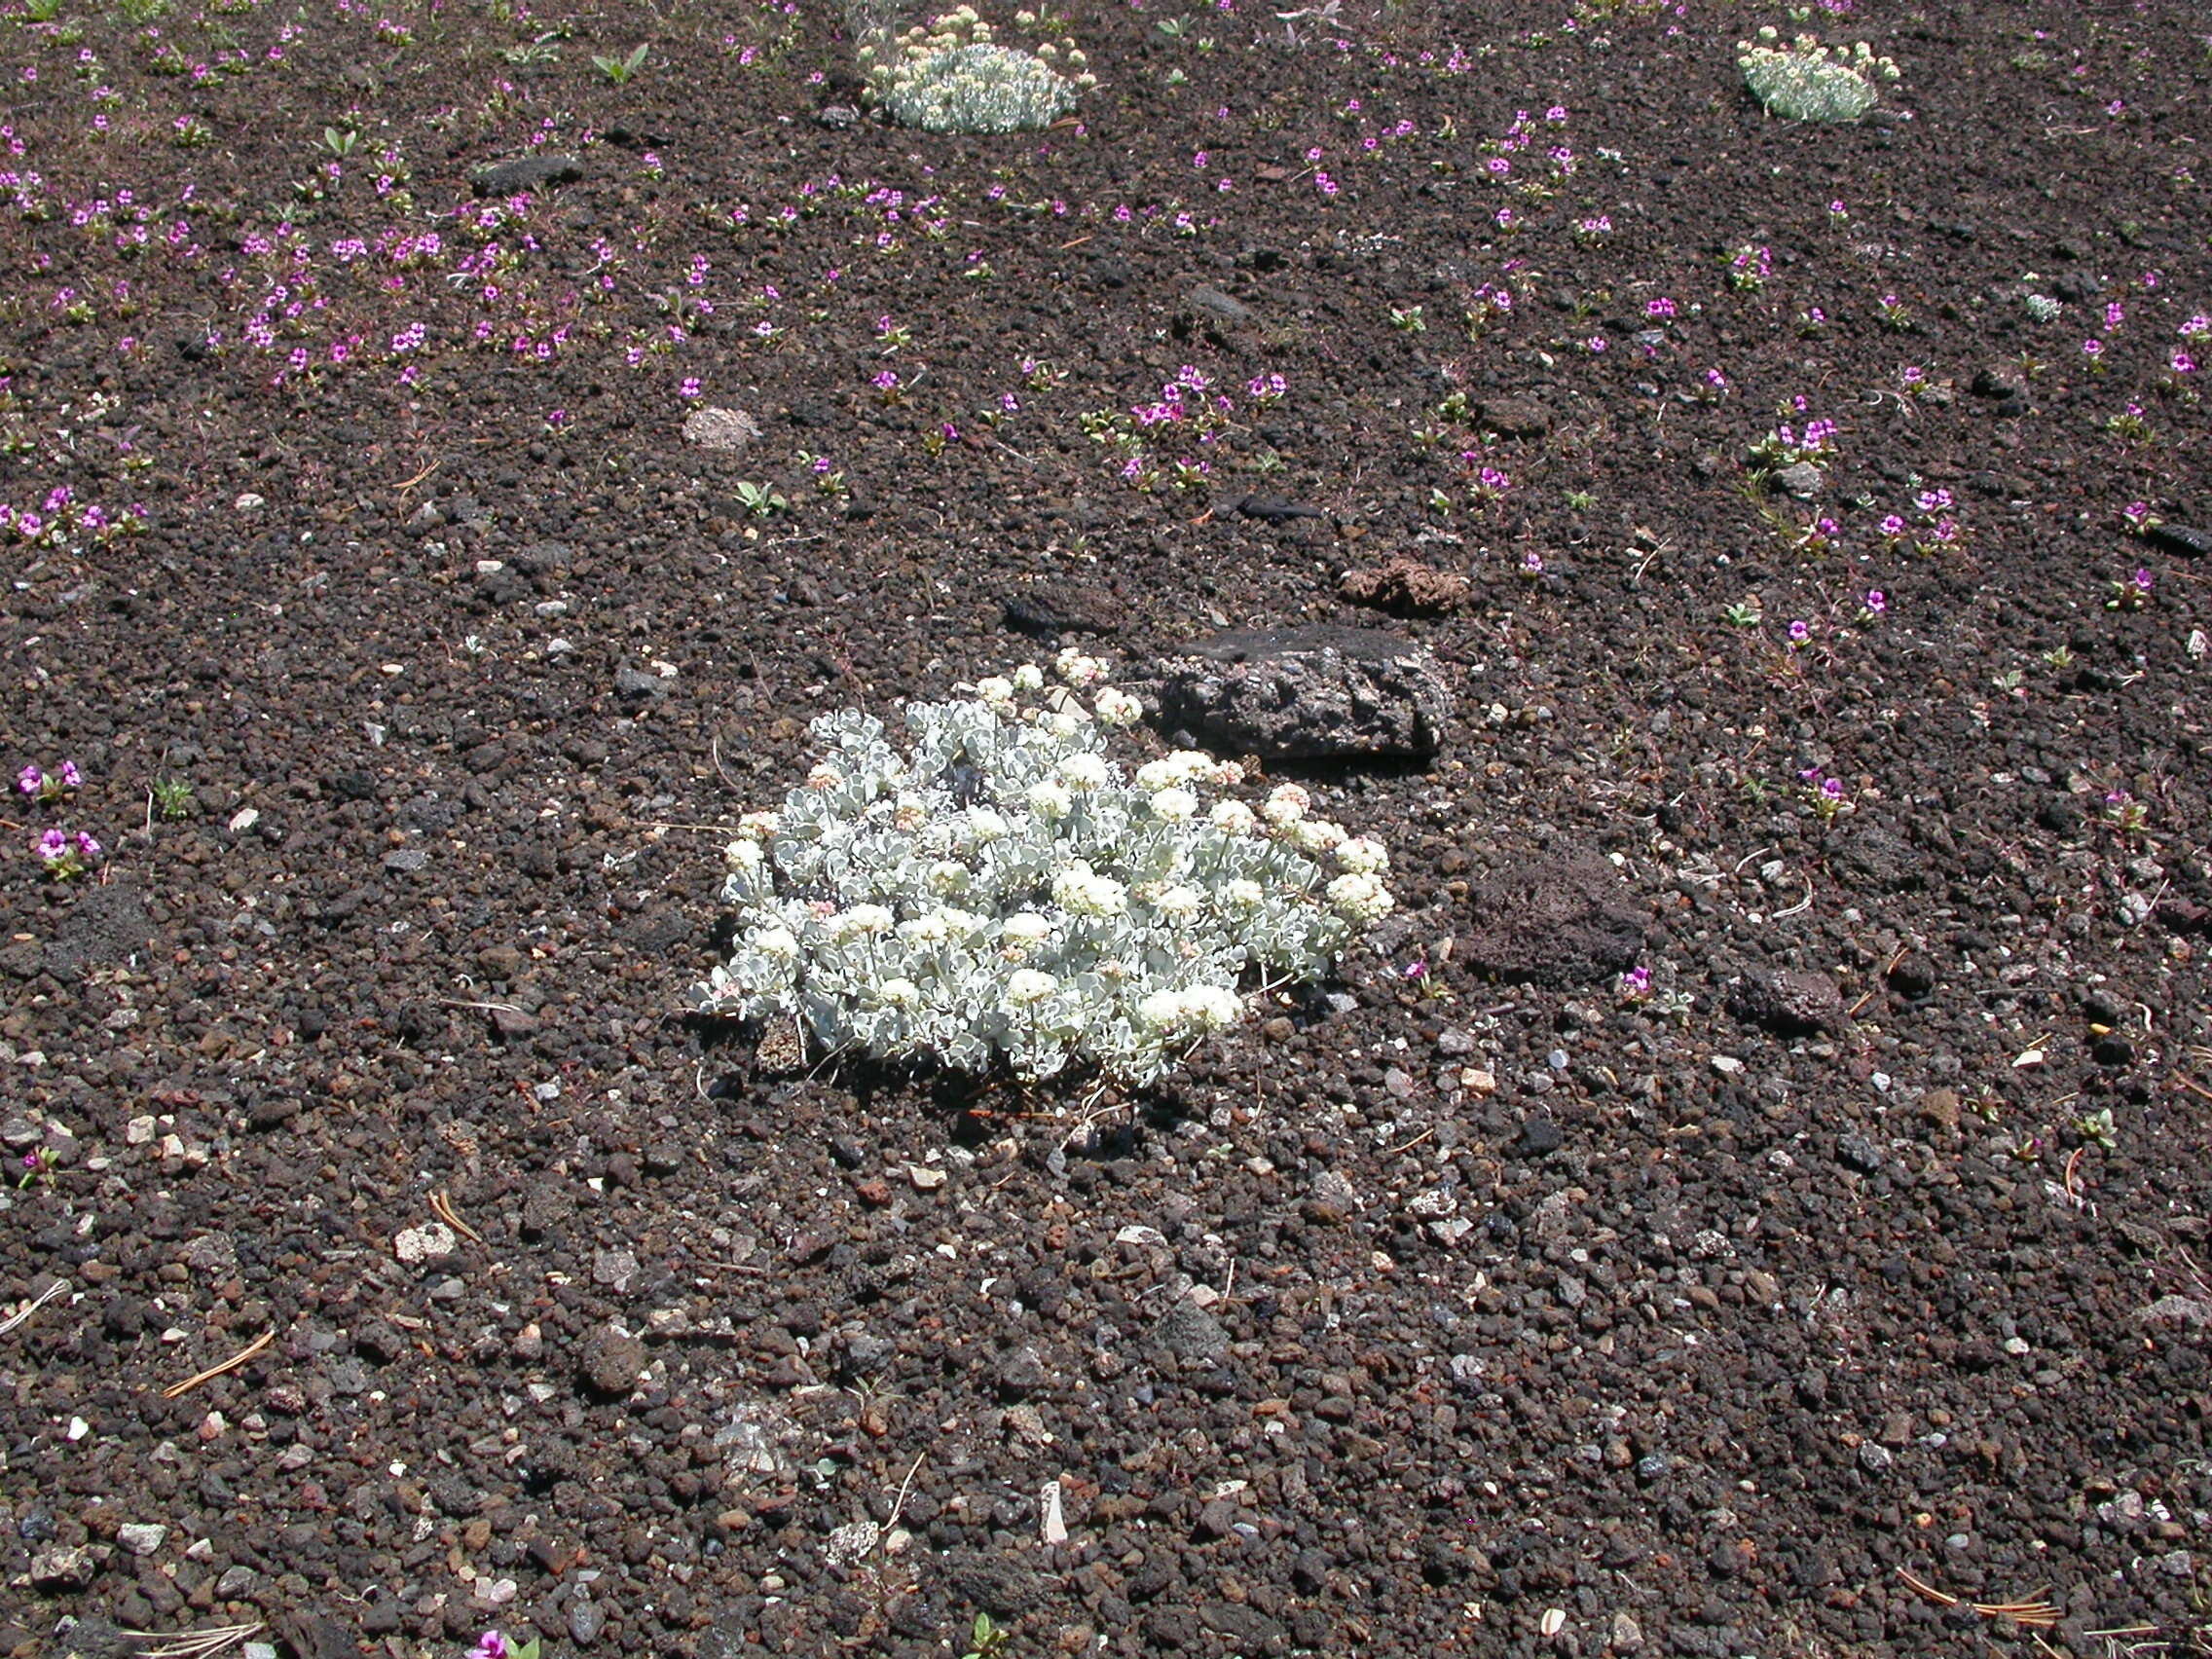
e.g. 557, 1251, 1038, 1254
1262, 783, 1310, 825
1006, 968, 1058, 1007
1209, 799, 1258, 835
1149, 787, 1198, 824
1056, 752, 1111, 791
1335, 835, 1390, 875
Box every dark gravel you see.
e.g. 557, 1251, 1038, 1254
1, 0, 2209, 1656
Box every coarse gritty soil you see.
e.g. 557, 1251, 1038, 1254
2, 0, 2212, 1655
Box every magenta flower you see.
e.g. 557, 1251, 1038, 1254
1864, 590, 1887, 614
469, 1636, 511, 1659
16, 763, 40, 795
1788, 620, 1811, 645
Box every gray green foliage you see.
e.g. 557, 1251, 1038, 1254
694, 655, 1394, 1086
1738, 29, 1899, 124
860, 6, 1093, 135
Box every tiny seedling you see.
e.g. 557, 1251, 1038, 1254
1723, 601, 1764, 628
2072, 1108, 2118, 1152
321, 127, 358, 157
734, 480, 789, 517
961, 1612, 1011, 1659
150, 777, 196, 821
502, 31, 565, 64
593, 43, 649, 83
1388, 306, 1427, 334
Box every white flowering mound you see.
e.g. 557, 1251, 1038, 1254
859, 5, 1094, 135
695, 650, 1394, 1087
1738, 28, 1899, 125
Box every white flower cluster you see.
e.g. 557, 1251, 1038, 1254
1738, 28, 1899, 125
858, 5, 1095, 135
696, 649, 1394, 1086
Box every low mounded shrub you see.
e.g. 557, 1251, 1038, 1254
1738, 28, 1899, 124
694, 652, 1394, 1086
859, 5, 1094, 134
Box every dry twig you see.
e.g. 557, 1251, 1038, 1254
1896, 1567, 2060, 1628
429, 1190, 484, 1244
124, 1621, 266, 1659
393, 457, 440, 493
1849, 945, 1910, 1018
0, 1277, 69, 1337
162, 1328, 276, 1399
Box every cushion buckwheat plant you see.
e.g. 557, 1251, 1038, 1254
859, 5, 1094, 134
1737, 27, 1900, 124
694, 651, 1393, 1087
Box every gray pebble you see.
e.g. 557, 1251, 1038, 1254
577, 1329, 648, 1395
1837, 1134, 1884, 1174
569, 1596, 607, 1645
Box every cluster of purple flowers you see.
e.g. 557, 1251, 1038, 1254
0, 492, 142, 546
19, 761, 99, 879
465, 1628, 538, 1659
37, 828, 101, 876
17, 760, 80, 801
1798, 768, 1852, 822
1728, 245, 1773, 289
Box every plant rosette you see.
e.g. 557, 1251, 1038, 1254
694, 650, 1395, 1087
35, 828, 102, 882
